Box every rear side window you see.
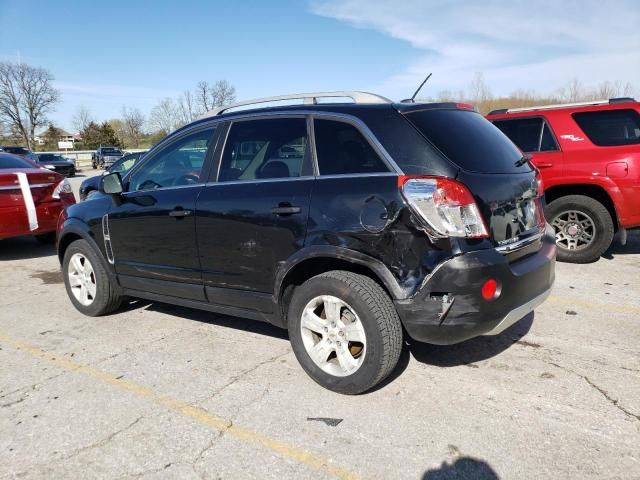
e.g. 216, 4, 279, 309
492, 118, 559, 153
572, 109, 640, 146
314, 119, 389, 175
218, 118, 309, 182
0, 154, 33, 169
406, 109, 528, 173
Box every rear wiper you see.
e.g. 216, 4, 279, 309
514, 154, 532, 167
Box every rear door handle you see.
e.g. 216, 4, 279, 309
271, 205, 301, 216
169, 208, 192, 217
536, 162, 554, 168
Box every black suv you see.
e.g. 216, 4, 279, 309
57, 92, 556, 394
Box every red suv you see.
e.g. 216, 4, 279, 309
487, 98, 640, 263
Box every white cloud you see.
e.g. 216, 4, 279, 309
309, 0, 640, 98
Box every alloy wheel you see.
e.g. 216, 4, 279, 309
300, 295, 367, 377
551, 209, 596, 251
67, 253, 97, 306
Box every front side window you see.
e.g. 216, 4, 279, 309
218, 118, 309, 182
572, 109, 640, 147
111, 153, 143, 174
128, 128, 214, 191
314, 119, 388, 175
492, 117, 558, 153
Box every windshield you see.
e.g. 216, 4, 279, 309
102, 148, 122, 155
38, 154, 65, 162
405, 108, 531, 174
0, 154, 34, 169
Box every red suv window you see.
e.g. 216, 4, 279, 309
572, 109, 640, 147
492, 118, 559, 153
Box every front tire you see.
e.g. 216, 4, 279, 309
62, 239, 123, 316
287, 271, 403, 394
546, 195, 614, 263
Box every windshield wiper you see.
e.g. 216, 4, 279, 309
514, 154, 532, 167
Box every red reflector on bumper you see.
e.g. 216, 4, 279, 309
482, 279, 499, 300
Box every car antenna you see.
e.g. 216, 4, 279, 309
401, 73, 432, 103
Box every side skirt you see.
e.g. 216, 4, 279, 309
120, 288, 283, 327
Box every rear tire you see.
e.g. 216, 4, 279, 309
62, 239, 123, 316
287, 270, 403, 394
546, 195, 614, 263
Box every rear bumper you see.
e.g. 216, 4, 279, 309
0, 202, 63, 240
394, 225, 556, 345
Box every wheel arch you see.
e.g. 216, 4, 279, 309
57, 221, 103, 265
545, 183, 618, 229
275, 247, 408, 326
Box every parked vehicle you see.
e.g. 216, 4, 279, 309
57, 91, 555, 394
0, 146, 39, 163
36, 153, 76, 177
79, 151, 147, 201
487, 98, 640, 263
0, 153, 75, 243
92, 146, 124, 169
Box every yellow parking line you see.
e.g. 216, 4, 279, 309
0, 333, 359, 480
547, 295, 640, 315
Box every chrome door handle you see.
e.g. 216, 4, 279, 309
169, 208, 192, 217
271, 206, 301, 215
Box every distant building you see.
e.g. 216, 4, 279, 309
35, 128, 81, 146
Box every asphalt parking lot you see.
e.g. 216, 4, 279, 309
1, 173, 639, 479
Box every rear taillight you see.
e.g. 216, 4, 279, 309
52, 179, 74, 205
399, 176, 489, 239
52, 178, 72, 199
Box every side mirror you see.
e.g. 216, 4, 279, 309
102, 172, 123, 195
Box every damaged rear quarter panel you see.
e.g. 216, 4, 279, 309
305, 174, 451, 297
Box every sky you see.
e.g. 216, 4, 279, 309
1, 0, 638, 131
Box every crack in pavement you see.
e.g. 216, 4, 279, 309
5, 416, 145, 478
584, 376, 640, 422
542, 358, 640, 422
204, 350, 290, 402
190, 420, 233, 479
0, 370, 69, 401
56, 415, 145, 462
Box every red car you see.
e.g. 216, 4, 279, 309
0, 153, 75, 242
487, 98, 640, 263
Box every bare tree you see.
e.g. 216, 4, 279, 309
72, 105, 93, 133
210, 80, 236, 107
557, 77, 583, 102
195, 81, 212, 112
0, 62, 59, 149
148, 98, 181, 133
176, 90, 199, 125
468, 72, 492, 104
194, 80, 236, 113
121, 106, 145, 147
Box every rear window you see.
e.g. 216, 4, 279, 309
0, 154, 33, 169
405, 109, 529, 173
2, 147, 29, 155
572, 109, 640, 146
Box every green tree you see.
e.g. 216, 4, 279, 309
42, 124, 62, 150
78, 121, 123, 150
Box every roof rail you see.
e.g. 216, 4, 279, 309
489, 97, 637, 115
200, 91, 393, 118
